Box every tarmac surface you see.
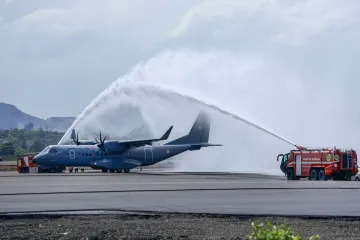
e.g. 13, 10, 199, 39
0, 161, 16, 166
1, 170, 360, 217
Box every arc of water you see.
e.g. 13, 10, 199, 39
59, 82, 296, 148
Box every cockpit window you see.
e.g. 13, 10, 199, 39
40, 146, 51, 155
50, 148, 58, 154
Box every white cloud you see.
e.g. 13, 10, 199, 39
170, 0, 360, 46
170, 0, 262, 38
271, 0, 360, 45
13, 8, 72, 35
0, 0, 359, 120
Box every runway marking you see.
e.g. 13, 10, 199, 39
1, 187, 359, 196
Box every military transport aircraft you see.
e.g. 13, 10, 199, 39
32, 111, 222, 173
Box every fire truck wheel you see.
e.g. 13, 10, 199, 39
318, 169, 327, 181
310, 169, 318, 180
287, 168, 295, 180
355, 176, 360, 181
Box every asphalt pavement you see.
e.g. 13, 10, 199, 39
1, 171, 360, 217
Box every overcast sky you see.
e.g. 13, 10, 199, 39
0, 0, 359, 119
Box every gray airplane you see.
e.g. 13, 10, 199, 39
32, 111, 222, 173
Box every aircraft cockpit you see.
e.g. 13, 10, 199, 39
39, 146, 51, 155
49, 147, 58, 154
38, 146, 58, 156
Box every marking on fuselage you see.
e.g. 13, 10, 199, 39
69, 150, 75, 160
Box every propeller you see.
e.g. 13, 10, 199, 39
71, 129, 81, 145
95, 131, 107, 148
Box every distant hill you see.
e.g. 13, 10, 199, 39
0, 102, 75, 131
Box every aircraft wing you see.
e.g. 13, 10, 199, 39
117, 126, 173, 147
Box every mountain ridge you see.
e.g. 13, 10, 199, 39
0, 102, 75, 132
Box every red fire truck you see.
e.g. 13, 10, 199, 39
17, 153, 38, 173
277, 147, 358, 181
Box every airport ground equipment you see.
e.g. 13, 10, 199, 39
17, 153, 65, 173
277, 147, 358, 181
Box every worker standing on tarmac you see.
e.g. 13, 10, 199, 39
74, 166, 78, 173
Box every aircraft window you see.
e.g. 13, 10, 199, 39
40, 146, 51, 154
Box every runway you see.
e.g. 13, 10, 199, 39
1, 171, 360, 217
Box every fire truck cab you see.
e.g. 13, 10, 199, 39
277, 147, 358, 181
17, 153, 38, 173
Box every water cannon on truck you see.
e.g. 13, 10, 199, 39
277, 146, 358, 181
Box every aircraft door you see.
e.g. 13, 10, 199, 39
295, 154, 301, 176
144, 146, 153, 163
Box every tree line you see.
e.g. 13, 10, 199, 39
0, 127, 65, 155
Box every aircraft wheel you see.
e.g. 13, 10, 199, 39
116, 169, 123, 173
123, 168, 130, 173
109, 169, 115, 173
101, 169, 108, 173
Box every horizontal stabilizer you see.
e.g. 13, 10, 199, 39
117, 126, 173, 147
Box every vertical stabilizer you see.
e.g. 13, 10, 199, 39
165, 111, 211, 145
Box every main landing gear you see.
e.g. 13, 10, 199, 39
101, 168, 131, 173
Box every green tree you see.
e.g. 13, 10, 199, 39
30, 139, 46, 152
24, 122, 34, 130
0, 142, 15, 155
0, 129, 64, 154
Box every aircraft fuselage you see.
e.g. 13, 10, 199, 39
33, 110, 222, 171
33, 144, 195, 170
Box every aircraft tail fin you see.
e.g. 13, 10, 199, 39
165, 111, 222, 147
